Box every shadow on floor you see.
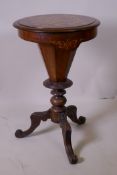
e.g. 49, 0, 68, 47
30, 124, 58, 137
74, 100, 117, 163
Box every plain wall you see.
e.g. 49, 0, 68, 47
0, 0, 117, 105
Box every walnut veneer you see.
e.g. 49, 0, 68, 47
13, 14, 100, 164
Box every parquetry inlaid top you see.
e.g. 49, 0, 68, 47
13, 14, 100, 32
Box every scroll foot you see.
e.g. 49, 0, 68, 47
15, 110, 50, 138
67, 105, 86, 125
60, 113, 78, 164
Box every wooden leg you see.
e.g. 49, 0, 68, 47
67, 105, 86, 125
15, 110, 50, 138
60, 113, 78, 164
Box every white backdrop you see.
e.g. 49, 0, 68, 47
0, 0, 117, 105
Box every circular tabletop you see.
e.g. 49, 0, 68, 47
13, 14, 100, 33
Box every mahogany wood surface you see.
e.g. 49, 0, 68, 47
14, 14, 100, 164
13, 14, 100, 32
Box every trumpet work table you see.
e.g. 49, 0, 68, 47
13, 14, 100, 164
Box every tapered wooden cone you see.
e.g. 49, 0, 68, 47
39, 44, 77, 82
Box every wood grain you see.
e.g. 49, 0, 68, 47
14, 14, 100, 164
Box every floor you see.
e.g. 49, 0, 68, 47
0, 99, 117, 175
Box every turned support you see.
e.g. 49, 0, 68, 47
50, 89, 66, 123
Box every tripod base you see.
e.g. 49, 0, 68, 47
15, 105, 86, 164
